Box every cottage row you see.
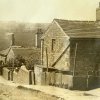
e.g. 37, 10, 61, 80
0, 3, 100, 90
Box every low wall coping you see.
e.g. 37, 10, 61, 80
20, 66, 29, 72
3, 68, 10, 72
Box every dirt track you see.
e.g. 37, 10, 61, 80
0, 76, 100, 100
0, 83, 41, 100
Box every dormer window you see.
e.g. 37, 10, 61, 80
51, 39, 56, 51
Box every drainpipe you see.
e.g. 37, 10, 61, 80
41, 39, 44, 65
73, 43, 78, 76
46, 47, 48, 72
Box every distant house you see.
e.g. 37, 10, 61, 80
0, 47, 11, 63
0, 25, 44, 65
41, 18, 100, 76
0, 46, 41, 65
12, 23, 49, 48
0, 23, 49, 51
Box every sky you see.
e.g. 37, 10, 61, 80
0, 0, 100, 23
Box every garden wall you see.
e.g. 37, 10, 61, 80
2, 66, 100, 90
34, 70, 100, 90
13, 66, 34, 85
72, 76, 87, 90
88, 76, 100, 89
2, 68, 11, 80
34, 71, 73, 88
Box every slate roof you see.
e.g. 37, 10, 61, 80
0, 47, 41, 64
55, 19, 100, 38
0, 47, 11, 57
12, 47, 41, 64
12, 47, 40, 59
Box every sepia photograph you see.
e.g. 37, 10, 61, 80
0, 0, 100, 100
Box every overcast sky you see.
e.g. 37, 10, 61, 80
0, 0, 100, 23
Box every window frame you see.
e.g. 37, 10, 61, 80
51, 38, 56, 51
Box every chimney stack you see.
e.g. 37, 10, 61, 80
11, 34, 15, 46
96, 2, 100, 21
35, 28, 43, 48
6, 32, 15, 46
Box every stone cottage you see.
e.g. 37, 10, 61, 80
40, 4, 100, 78
0, 27, 44, 65
0, 46, 41, 65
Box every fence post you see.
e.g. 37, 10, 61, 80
29, 71, 32, 85
8, 71, 10, 80
86, 71, 89, 90
11, 70, 13, 81
33, 71, 35, 85
46, 48, 48, 72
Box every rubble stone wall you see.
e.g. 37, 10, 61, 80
2, 68, 10, 80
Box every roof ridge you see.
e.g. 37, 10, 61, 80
54, 18, 95, 22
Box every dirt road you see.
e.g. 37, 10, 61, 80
0, 76, 99, 100
0, 84, 41, 100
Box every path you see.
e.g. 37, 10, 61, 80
0, 76, 100, 100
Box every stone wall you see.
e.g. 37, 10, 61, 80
2, 68, 11, 80
88, 76, 100, 89
13, 71, 18, 82
34, 70, 100, 90
35, 66, 42, 85
13, 66, 34, 85
70, 38, 100, 76
3, 66, 100, 90
72, 76, 87, 90
43, 21, 70, 70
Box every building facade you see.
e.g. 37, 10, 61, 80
41, 17, 100, 76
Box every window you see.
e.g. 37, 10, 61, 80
51, 39, 56, 51
41, 39, 44, 48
